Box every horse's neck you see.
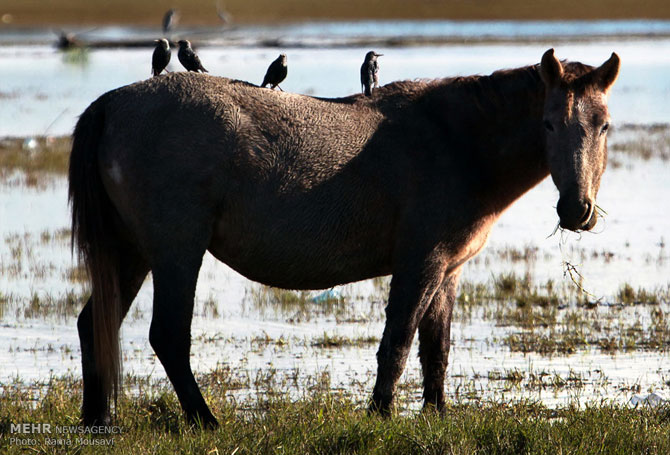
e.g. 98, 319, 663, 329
444, 69, 550, 215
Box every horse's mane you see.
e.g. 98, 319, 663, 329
379, 60, 593, 92
373, 61, 595, 112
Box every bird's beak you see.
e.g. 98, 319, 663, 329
376, 53, 384, 57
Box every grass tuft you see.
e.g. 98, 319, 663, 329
0, 136, 71, 182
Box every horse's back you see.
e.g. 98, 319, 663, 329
99, 73, 386, 186
94, 73, 404, 288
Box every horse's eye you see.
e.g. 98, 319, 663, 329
543, 120, 554, 132
601, 122, 610, 134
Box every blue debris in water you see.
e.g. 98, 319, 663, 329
311, 289, 342, 304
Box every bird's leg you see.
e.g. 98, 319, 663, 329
277, 86, 284, 92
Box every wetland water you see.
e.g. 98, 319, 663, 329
1, 21, 669, 408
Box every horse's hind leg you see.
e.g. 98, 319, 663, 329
149, 252, 218, 428
418, 269, 460, 412
78, 245, 149, 425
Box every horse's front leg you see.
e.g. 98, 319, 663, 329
418, 268, 460, 412
370, 250, 448, 415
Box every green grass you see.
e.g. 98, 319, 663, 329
311, 332, 380, 348
486, 367, 587, 391
453, 271, 670, 355
502, 306, 670, 355
64, 264, 89, 284
617, 283, 661, 305
0, 292, 9, 319
0, 136, 71, 186
21, 290, 87, 319
456, 272, 568, 324
1, 373, 670, 454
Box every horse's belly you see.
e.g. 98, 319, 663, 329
207, 210, 394, 289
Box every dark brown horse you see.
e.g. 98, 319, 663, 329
69, 49, 620, 427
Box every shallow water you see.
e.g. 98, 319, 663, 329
1, 21, 670, 408
4, 20, 670, 46
1, 151, 668, 406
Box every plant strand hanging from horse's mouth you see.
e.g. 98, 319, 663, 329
68, 48, 619, 427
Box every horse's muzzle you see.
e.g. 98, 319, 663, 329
557, 197, 596, 231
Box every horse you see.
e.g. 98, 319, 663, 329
69, 48, 620, 427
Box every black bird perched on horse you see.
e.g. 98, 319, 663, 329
361, 51, 383, 96
151, 39, 171, 76
261, 54, 288, 90
177, 40, 208, 73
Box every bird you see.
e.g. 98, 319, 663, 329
360, 51, 383, 97
53, 28, 96, 50
162, 9, 179, 34
261, 54, 288, 91
55, 31, 79, 50
151, 39, 171, 76
177, 40, 208, 73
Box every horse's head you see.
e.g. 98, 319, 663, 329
539, 48, 620, 232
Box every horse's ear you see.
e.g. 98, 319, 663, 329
540, 48, 564, 88
593, 52, 620, 92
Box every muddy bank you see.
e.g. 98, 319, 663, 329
3, 0, 670, 26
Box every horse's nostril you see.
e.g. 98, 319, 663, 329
580, 201, 593, 224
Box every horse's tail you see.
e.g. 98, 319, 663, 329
68, 94, 122, 409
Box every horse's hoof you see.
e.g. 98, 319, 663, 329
421, 401, 446, 416
81, 413, 112, 427
367, 397, 392, 417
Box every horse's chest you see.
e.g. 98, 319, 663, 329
445, 217, 496, 271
